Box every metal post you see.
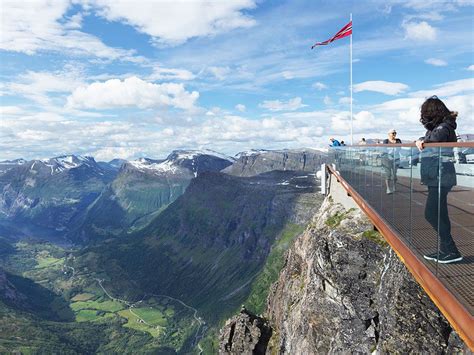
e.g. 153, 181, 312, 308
350, 13, 353, 145
320, 163, 327, 195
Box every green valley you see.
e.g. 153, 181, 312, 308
0, 239, 207, 353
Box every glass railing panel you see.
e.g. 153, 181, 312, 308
435, 147, 473, 308
389, 146, 413, 239
328, 143, 474, 315
409, 147, 440, 269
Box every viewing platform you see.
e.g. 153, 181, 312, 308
325, 142, 474, 349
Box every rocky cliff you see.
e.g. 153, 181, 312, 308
223, 149, 326, 177
220, 196, 466, 353
219, 306, 272, 355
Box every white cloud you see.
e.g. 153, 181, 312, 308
312, 82, 327, 90
205, 107, 223, 116
403, 21, 437, 41
0, 0, 140, 61
87, 0, 257, 46
93, 147, 144, 161
66, 76, 199, 111
443, 95, 474, 129
367, 79, 474, 136
0, 106, 25, 116
467, 65, 474, 71
0, 0, 69, 55
353, 81, 409, 95
3, 89, 471, 161
282, 71, 294, 79
425, 58, 447, 66
1, 109, 330, 160
401, 0, 473, 11
353, 111, 378, 130
16, 129, 57, 141
64, 12, 83, 30
404, 12, 444, 22
338, 97, 353, 105
262, 118, 282, 129
149, 67, 195, 81
410, 78, 474, 98
323, 96, 333, 105
6, 68, 85, 106
208, 66, 231, 80
331, 110, 375, 134
235, 104, 246, 112
259, 97, 305, 112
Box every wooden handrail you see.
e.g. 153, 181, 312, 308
326, 164, 474, 350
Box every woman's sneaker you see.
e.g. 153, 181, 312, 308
436, 252, 463, 264
423, 252, 438, 261
423, 251, 463, 264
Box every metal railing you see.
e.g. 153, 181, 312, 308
327, 142, 474, 349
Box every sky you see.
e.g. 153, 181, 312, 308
1, 0, 473, 161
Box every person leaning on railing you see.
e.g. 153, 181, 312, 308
415, 96, 463, 264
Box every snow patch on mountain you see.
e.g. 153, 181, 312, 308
168, 149, 235, 162
129, 158, 181, 174
234, 149, 270, 159
26, 155, 99, 175
0, 159, 27, 165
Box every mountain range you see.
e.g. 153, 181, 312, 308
0, 148, 328, 353
0, 150, 236, 243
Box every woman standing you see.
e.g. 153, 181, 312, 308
416, 96, 462, 264
382, 128, 401, 194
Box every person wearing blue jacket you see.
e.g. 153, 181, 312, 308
416, 96, 462, 264
329, 137, 341, 147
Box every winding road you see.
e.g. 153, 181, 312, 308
151, 293, 205, 354
96, 280, 204, 354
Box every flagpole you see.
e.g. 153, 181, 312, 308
350, 13, 353, 145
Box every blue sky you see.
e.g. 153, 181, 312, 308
1, 0, 473, 161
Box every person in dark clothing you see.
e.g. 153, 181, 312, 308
416, 96, 462, 264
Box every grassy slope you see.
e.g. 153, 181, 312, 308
244, 223, 305, 314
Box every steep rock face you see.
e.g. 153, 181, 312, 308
265, 198, 465, 353
224, 149, 326, 177
219, 307, 272, 355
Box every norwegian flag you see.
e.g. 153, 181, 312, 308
311, 21, 352, 49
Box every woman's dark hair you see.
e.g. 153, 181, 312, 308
420, 95, 451, 130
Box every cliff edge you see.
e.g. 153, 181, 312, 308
220, 191, 466, 353
266, 197, 465, 353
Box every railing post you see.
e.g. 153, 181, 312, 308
320, 163, 327, 195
